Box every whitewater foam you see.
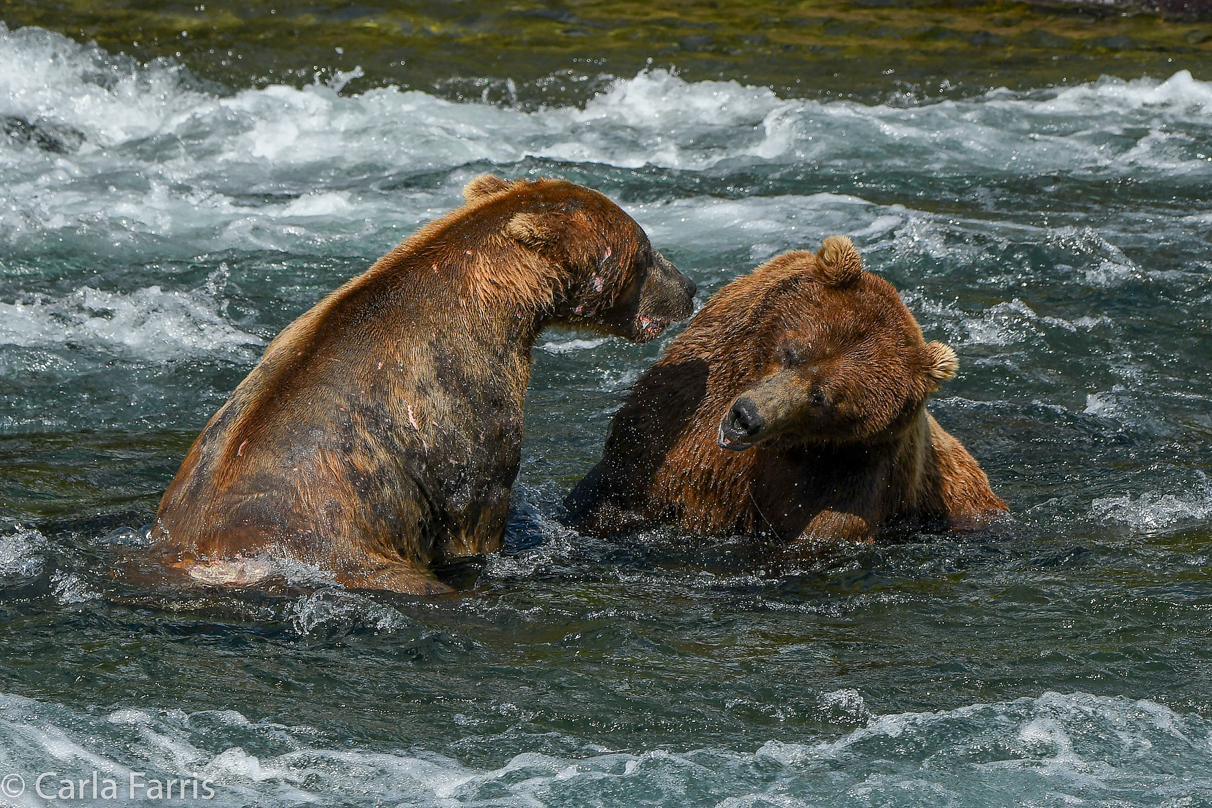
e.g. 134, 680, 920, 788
14, 690, 1199, 808
538, 337, 610, 355
1091, 473, 1212, 534
3, 23, 1211, 258
0, 281, 262, 361
284, 589, 413, 637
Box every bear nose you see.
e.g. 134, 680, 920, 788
683, 275, 697, 299
728, 397, 764, 437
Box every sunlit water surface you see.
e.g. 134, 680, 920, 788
2, 22, 1212, 807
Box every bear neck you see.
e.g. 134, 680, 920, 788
768, 404, 939, 519
361, 217, 585, 342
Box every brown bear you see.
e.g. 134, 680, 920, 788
565, 236, 1006, 546
149, 175, 697, 594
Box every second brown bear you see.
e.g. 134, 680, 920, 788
566, 236, 1007, 544
150, 175, 696, 594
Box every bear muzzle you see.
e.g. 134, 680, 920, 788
718, 396, 766, 450
631, 251, 696, 342
718, 372, 807, 450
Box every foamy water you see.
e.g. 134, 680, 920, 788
2, 22, 1210, 261
0, 690, 1207, 807
2, 21, 1211, 808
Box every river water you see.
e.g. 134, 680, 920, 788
2, 20, 1212, 807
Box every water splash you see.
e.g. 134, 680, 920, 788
1091, 473, 1212, 534
0, 527, 46, 579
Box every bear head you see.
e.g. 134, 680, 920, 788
717, 236, 958, 451
463, 174, 696, 342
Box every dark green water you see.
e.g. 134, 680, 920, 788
1, 18, 1211, 807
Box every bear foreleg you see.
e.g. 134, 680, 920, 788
339, 560, 453, 595
795, 509, 875, 544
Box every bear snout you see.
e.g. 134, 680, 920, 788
718, 396, 765, 450
628, 251, 696, 342
673, 259, 698, 307
649, 251, 697, 318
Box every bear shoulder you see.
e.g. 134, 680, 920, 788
926, 412, 1008, 522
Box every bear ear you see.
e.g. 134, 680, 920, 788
463, 174, 512, 204
504, 212, 558, 249
814, 235, 864, 287
922, 341, 959, 389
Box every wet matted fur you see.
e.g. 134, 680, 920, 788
566, 237, 1006, 546
150, 175, 696, 594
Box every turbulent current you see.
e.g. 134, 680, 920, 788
2, 21, 1212, 807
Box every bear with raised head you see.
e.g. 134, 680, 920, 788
150, 175, 697, 594
565, 236, 1006, 544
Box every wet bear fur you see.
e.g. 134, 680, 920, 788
565, 236, 1006, 545
151, 175, 697, 594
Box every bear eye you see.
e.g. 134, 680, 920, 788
810, 387, 827, 408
